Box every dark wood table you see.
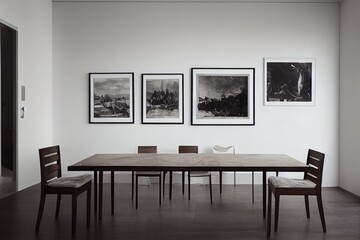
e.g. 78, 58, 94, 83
68, 153, 308, 220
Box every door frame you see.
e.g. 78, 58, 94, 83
0, 17, 18, 187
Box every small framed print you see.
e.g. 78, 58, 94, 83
89, 72, 134, 123
142, 73, 184, 124
191, 68, 255, 126
264, 58, 315, 106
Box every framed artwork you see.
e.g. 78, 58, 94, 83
89, 72, 134, 123
191, 68, 255, 126
264, 58, 315, 105
142, 73, 184, 124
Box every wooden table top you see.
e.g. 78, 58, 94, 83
68, 154, 308, 172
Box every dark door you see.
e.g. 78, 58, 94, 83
1, 23, 17, 176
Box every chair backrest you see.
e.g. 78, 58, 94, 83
304, 149, 325, 188
212, 145, 235, 154
39, 145, 62, 187
138, 146, 157, 154
179, 145, 198, 154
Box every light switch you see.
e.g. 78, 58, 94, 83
21, 86, 25, 101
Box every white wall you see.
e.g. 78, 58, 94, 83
53, 2, 340, 186
0, 0, 53, 190
0, 27, 2, 177
340, 0, 360, 196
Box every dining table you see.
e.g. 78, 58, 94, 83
68, 153, 309, 220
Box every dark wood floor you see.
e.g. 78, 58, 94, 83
0, 183, 359, 240
0, 168, 16, 199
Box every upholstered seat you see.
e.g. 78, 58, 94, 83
268, 176, 316, 189
48, 174, 92, 188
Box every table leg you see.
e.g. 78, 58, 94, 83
111, 171, 114, 215
94, 171, 97, 213
99, 171, 103, 221
263, 171, 267, 218
169, 171, 172, 200
182, 171, 185, 195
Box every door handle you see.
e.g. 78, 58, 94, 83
21, 107, 26, 118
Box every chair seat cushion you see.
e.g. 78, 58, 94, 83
48, 174, 92, 188
135, 171, 161, 176
268, 176, 316, 189
189, 171, 211, 177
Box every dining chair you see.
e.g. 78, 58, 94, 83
266, 149, 326, 239
134, 146, 162, 209
212, 145, 235, 194
36, 145, 92, 235
179, 145, 212, 204
213, 145, 256, 203
163, 147, 187, 200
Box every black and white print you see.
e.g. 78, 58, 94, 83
264, 58, 315, 105
191, 68, 255, 125
142, 74, 184, 124
89, 73, 134, 123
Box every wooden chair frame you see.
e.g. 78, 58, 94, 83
134, 146, 162, 209
267, 149, 326, 239
35, 145, 91, 235
174, 145, 213, 204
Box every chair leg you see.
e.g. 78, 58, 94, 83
71, 194, 77, 235
131, 171, 134, 200
276, 171, 279, 177
163, 171, 166, 198
94, 171, 97, 213
99, 171, 103, 221
159, 175, 162, 206
169, 171, 173, 200
266, 187, 272, 240
274, 194, 280, 232
87, 186, 91, 228
111, 171, 114, 215
305, 195, 310, 219
316, 193, 327, 233
252, 171, 255, 203
135, 175, 139, 209
188, 172, 191, 200
209, 175, 213, 204
234, 171, 236, 186
219, 171, 222, 194
35, 192, 46, 232
55, 194, 61, 218
182, 171, 185, 195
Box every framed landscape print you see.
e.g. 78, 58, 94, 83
142, 73, 184, 124
264, 58, 315, 106
191, 68, 255, 126
89, 72, 134, 123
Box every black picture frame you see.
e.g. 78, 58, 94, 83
89, 72, 134, 124
141, 73, 184, 124
191, 68, 255, 126
264, 58, 315, 106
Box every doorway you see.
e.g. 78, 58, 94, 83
0, 21, 17, 199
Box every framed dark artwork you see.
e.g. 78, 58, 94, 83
89, 72, 134, 123
142, 73, 184, 124
191, 68, 255, 126
264, 58, 315, 105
